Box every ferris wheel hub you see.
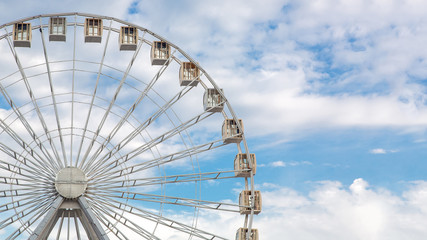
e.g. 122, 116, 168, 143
55, 167, 88, 199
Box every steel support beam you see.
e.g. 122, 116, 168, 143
78, 196, 109, 240
29, 196, 109, 240
29, 196, 64, 240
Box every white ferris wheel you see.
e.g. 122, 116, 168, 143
0, 13, 261, 240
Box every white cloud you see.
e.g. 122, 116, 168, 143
262, 160, 312, 168
144, 179, 427, 239
370, 148, 399, 154
228, 179, 427, 239
270, 160, 286, 167
370, 148, 387, 154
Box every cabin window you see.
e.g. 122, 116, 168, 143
14, 23, 31, 41
84, 18, 103, 43
121, 27, 137, 44
50, 17, 66, 35
13, 23, 32, 47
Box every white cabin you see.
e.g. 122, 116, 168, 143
49, 17, 66, 42
234, 153, 256, 177
151, 41, 170, 65
84, 18, 103, 43
13, 23, 31, 47
239, 190, 262, 215
222, 119, 243, 144
203, 88, 224, 112
179, 62, 200, 86
235, 228, 259, 240
119, 26, 138, 51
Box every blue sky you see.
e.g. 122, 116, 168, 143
1, 0, 427, 239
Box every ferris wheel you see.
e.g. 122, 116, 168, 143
0, 13, 261, 240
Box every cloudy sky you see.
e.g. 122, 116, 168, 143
1, 0, 427, 239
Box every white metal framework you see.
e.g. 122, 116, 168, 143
0, 13, 259, 240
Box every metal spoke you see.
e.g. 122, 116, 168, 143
7, 196, 58, 239
0, 111, 59, 175
39, 18, 68, 168
0, 176, 50, 188
6, 205, 51, 240
0, 188, 54, 198
74, 19, 113, 168
89, 206, 130, 240
5, 30, 63, 169
90, 170, 241, 189
84, 50, 176, 176
91, 139, 225, 182
88, 197, 160, 240
70, 14, 77, 167
88, 110, 216, 180
79, 38, 144, 170
0, 151, 54, 182
0, 192, 56, 213
0, 194, 54, 229
86, 82, 195, 177
90, 195, 227, 240
89, 189, 241, 213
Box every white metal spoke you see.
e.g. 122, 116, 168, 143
88, 207, 128, 240
0, 188, 53, 198
5, 31, 63, 169
39, 19, 68, 168
0, 176, 50, 188
89, 189, 241, 213
90, 195, 227, 240
88, 111, 216, 179
79, 39, 144, 170
0, 192, 55, 214
0, 194, 54, 229
0, 106, 60, 173
90, 170, 241, 189
70, 14, 77, 167
0, 150, 54, 181
86, 84, 194, 177
89, 198, 161, 240
83, 51, 175, 175
92, 139, 225, 182
9, 197, 59, 240
74, 19, 113, 168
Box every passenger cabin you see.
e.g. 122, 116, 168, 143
203, 88, 224, 112
239, 190, 262, 215
234, 153, 256, 177
222, 119, 243, 144
236, 228, 259, 240
48, 17, 66, 42
151, 41, 170, 65
84, 18, 103, 43
13, 23, 31, 47
119, 26, 138, 51
179, 62, 200, 86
